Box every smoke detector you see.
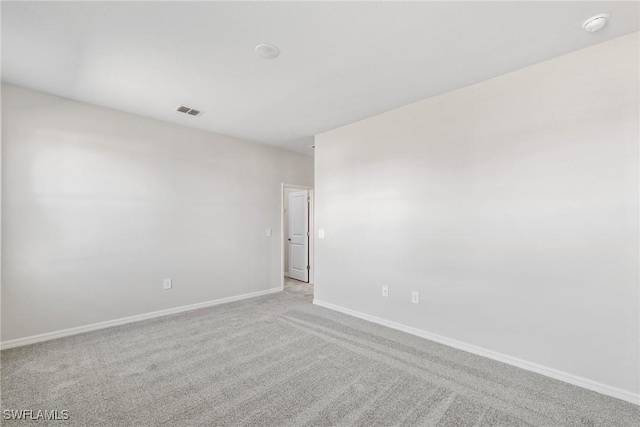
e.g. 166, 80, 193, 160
583, 14, 609, 32
255, 43, 280, 59
175, 105, 204, 117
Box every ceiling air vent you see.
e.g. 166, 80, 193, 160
175, 105, 204, 117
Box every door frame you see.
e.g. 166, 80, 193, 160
281, 183, 314, 290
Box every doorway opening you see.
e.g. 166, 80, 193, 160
281, 183, 314, 292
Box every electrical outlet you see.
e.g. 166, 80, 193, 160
163, 278, 172, 290
318, 229, 325, 239
382, 285, 389, 297
411, 291, 419, 304
265, 228, 272, 237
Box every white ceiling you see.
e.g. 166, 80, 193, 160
2, 2, 638, 155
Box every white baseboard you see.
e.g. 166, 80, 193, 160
313, 299, 639, 406
0, 287, 282, 350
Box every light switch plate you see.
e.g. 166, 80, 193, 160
382, 285, 389, 297
411, 291, 420, 304
265, 228, 272, 237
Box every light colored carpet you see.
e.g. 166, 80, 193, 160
2, 279, 639, 426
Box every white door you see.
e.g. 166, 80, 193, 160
288, 190, 309, 282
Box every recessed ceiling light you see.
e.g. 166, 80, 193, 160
583, 13, 609, 32
255, 43, 280, 59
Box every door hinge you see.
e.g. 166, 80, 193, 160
307, 265, 310, 270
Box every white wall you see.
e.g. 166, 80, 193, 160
1, 84, 313, 342
314, 33, 639, 399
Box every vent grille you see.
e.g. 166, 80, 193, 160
175, 105, 204, 117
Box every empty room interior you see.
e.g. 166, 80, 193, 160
1, 1, 639, 426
